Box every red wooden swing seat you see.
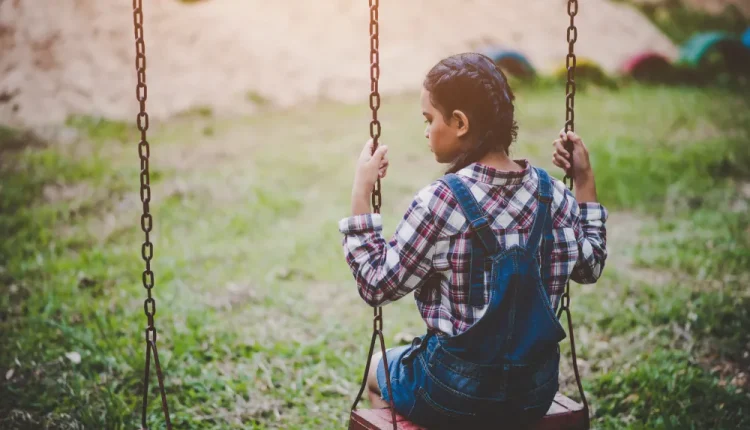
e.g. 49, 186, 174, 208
349, 393, 586, 430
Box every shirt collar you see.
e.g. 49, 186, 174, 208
456, 160, 532, 186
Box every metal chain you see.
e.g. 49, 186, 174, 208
351, 2, 397, 429
563, 0, 577, 192
369, 0, 382, 213
559, 0, 577, 318
368, 0, 384, 343
560, 1, 590, 427
133, 0, 172, 428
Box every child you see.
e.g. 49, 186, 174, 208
339, 52, 607, 428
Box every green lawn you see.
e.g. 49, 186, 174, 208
1, 83, 749, 429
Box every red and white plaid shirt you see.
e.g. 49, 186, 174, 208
339, 160, 608, 336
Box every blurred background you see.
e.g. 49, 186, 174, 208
1, 0, 749, 428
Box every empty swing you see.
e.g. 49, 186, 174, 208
132, 1, 172, 429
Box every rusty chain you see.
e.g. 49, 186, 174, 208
559, 1, 590, 427
368, 0, 385, 355
351, 2, 397, 429
133, 0, 172, 428
369, 0, 382, 213
563, 0, 577, 191
559, 0, 578, 320
559, 0, 578, 314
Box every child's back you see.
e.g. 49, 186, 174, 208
339, 53, 607, 428
344, 161, 606, 333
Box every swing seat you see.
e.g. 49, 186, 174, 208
349, 393, 587, 430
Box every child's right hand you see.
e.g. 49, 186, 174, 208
552, 129, 593, 180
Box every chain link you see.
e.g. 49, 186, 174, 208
133, 0, 172, 428
373, 306, 383, 332
560, 292, 570, 311
563, 0, 578, 191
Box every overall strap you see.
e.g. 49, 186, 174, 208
540, 171, 556, 288
442, 174, 500, 253
526, 168, 554, 256
442, 174, 499, 307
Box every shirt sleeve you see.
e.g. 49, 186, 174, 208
338, 190, 441, 307
553, 182, 609, 284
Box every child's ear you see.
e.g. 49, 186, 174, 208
453, 110, 469, 137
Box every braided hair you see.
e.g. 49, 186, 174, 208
423, 53, 519, 174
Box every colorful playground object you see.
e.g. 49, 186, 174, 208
620, 30, 750, 83
481, 47, 536, 79
481, 28, 750, 86
678, 31, 750, 76
553, 57, 617, 89
621, 51, 674, 82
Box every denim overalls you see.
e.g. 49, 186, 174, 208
377, 167, 567, 429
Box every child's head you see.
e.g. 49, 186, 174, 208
421, 52, 518, 173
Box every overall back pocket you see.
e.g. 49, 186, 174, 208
408, 386, 476, 429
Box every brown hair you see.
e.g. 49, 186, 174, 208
423, 53, 519, 173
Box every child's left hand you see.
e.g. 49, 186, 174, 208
354, 138, 389, 194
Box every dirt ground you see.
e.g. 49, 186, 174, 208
0, 0, 704, 127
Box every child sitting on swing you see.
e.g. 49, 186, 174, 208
339, 52, 608, 428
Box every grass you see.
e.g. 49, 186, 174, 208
1, 83, 750, 429
65, 115, 135, 144
593, 349, 749, 429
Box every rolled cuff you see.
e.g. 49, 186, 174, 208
578, 202, 608, 223
338, 213, 383, 235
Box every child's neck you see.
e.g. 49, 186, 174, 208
477, 152, 524, 172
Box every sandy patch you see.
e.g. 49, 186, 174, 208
1, 0, 678, 127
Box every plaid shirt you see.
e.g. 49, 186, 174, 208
339, 160, 608, 336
